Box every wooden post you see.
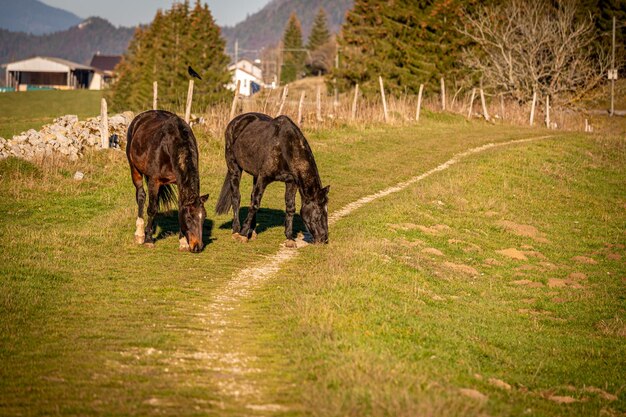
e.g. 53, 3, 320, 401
277, 86, 288, 116
440, 77, 446, 111
316, 85, 322, 122
262, 87, 272, 114
100, 98, 109, 149
545, 95, 550, 128
184, 79, 194, 124
529, 90, 537, 126
379, 76, 388, 123
297, 91, 306, 125
351, 83, 359, 121
230, 80, 241, 120
416, 84, 424, 122
479, 88, 489, 121
467, 88, 476, 119
584, 118, 589, 132
153, 81, 158, 110
500, 93, 505, 120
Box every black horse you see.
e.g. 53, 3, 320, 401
216, 112, 329, 245
126, 110, 208, 252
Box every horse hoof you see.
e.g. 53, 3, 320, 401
135, 235, 145, 244
144, 242, 155, 249
232, 233, 249, 243
250, 230, 258, 241
178, 246, 189, 252
284, 239, 297, 249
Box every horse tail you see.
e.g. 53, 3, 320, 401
158, 184, 177, 212
215, 171, 232, 215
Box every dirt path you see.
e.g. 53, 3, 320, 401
172, 135, 555, 413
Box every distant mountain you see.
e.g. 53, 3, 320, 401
0, 17, 135, 66
0, 0, 83, 35
221, 0, 354, 57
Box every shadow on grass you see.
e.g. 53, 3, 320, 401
219, 207, 306, 236
154, 210, 215, 245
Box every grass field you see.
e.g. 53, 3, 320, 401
0, 91, 624, 416
0, 90, 102, 138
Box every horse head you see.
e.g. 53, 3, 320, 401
301, 185, 330, 244
180, 194, 209, 252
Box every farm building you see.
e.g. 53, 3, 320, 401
89, 54, 121, 90
228, 59, 263, 96
3, 56, 101, 91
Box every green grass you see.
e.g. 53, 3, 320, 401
0, 97, 624, 416
0, 90, 102, 138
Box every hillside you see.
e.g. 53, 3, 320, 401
221, 0, 354, 56
0, 0, 82, 35
0, 17, 135, 66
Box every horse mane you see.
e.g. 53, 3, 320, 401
168, 116, 200, 206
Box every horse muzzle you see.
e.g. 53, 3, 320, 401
188, 236, 204, 253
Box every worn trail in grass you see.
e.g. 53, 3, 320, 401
1, 115, 623, 416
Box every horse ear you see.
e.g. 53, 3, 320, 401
200, 194, 209, 203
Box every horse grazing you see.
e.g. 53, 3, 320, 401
216, 112, 329, 245
126, 110, 209, 253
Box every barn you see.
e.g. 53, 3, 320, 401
4, 56, 96, 91
228, 59, 263, 96
89, 54, 121, 90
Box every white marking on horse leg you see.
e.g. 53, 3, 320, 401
134, 217, 145, 244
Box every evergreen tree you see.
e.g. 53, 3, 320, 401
332, 0, 469, 96
110, 0, 230, 112
281, 13, 305, 84
307, 8, 331, 51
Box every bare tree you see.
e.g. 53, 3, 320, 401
458, 0, 610, 105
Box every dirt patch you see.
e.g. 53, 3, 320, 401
571, 256, 597, 264
443, 262, 479, 276
524, 250, 547, 260
548, 395, 578, 404
512, 279, 545, 288
488, 378, 512, 391
583, 386, 618, 401
416, 224, 451, 235
393, 237, 425, 247
548, 278, 583, 289
483, 258, 502, 266
448, 239, 482, 252
496, 248, 528, 260
497, 220, 550, 243
459, 388, 488, 401
421, 247, 444, 256
607, 253, 622, 260
484, 211, 499, 218
388, 223, 420, 231
568, 272, 587, 280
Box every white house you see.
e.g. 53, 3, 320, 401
227, 59, 263, 96
4, 56, 97, 91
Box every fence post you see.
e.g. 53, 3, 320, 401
545, 95, 550, 128
499, 93, 505, 120
100, 98, 108, 149
379, 76, 388, 123
467, 88, 476, 119
184, 79, 194, 124
316, 85, 322, 122
297, 91, 306, 125
230, 80, 241, 120
479, 88, 489, 121
153, 81, 158, 110
277, 86, 288, 116
416, 84, 424, 122
351, 84, 360, 121
440, 77, 446, 111
262, 86, 272, 114
529, 90, 537, 126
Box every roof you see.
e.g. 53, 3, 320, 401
5, 56, 93, 72
90, 55, 122, 72
228, 59, 262, 78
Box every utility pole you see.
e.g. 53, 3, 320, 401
610, 16, 616, 117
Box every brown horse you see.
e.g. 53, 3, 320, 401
216, 112, 329, 245
126, 110, 208, 253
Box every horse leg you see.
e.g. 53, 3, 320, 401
237, 176, 268, 242
284, 182, 297, 247
229, 166, 243, 235
144, 178, 160, 247
131, 166, 146, 244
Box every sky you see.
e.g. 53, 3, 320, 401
40, 0, 271, 27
